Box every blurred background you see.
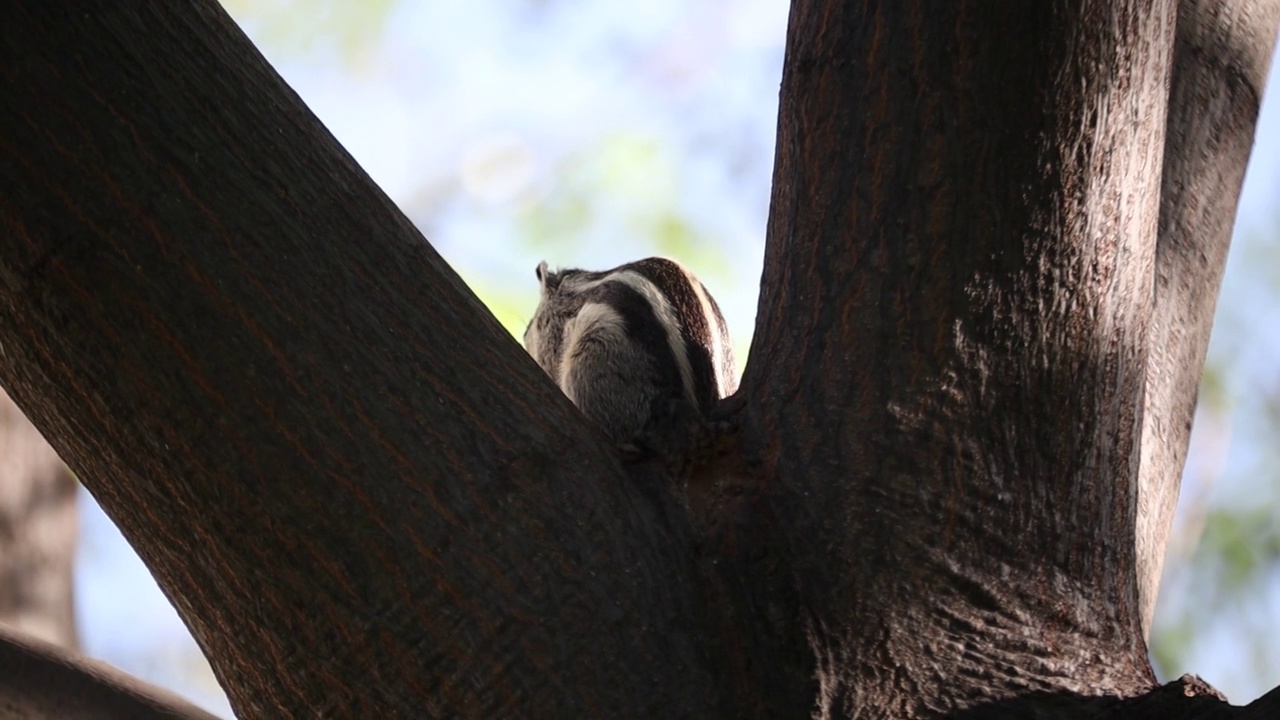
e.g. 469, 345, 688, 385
36, 1, 1280, 716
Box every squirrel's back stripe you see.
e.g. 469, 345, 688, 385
557, 301, 625, 404
579, 267, 698, 408
524, 256, 737, 443
627, 258, 735, 402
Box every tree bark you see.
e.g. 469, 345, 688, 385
0, 625, 220, 720
745, 1, 1174, 713
0, 388, 78, 649
1135, 0, 1280, 637
1, 0, 1279, 719
2, 2, 719, 717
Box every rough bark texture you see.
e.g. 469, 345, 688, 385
2, 2, 717, 717
0, 626, 220, 720
0, 388, 78, 649
0, 0, 1278, 718
744, 1, 1175, 714
949, 675, 1280, 719
1135, 0, 1280, 637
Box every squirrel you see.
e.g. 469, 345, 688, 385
523, 257, 737, 457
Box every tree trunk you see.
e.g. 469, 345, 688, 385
0, 389, 78, 649
1, 1, 1278, 719
750, 0, 1172, 711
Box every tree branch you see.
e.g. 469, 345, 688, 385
741, 0, 1175, 712
1, 2, 718, 715
948, 675, 1280, 719
1135, 0, 1280, 637
0, 626, 220, 720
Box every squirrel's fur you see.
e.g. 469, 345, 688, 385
524, 257, 736, 446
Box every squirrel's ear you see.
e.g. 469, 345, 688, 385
536, 261, 561, 294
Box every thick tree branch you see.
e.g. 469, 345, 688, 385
1135, 0, 1280, 637
0, 627, 220, 720
1, 2, 719, 716
741, 0, 1174, 713
948, 675, 1280, 719
3, 0, 1278, 717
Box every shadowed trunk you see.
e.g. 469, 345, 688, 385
745, 0, 1172, 711
1, 0, 1278, 718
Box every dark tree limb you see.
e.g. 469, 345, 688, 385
1, 2, 720, 716
0, 626, 220, 720
2, 0, 1279, 718
947, 675, 1280, 719
1135, 0, 1280, 637
742, 0, 1174, 713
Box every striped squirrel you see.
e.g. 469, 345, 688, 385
524, 257, 737, 454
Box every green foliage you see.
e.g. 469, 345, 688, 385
221, 0, 395, 63
1198, 506, 1280, 595
1150, 622, 1196, 680
517, 133, 724, 268
1198, 365, 1229, 414
466, 278, 536, 341
1151, 214, 1280, 699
